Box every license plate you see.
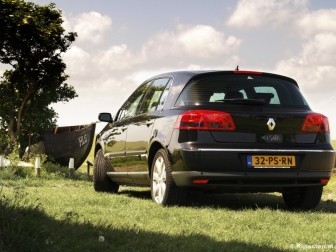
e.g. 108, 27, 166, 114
247, 155, 296, 168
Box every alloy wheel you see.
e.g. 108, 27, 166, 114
152, 156, 167, 203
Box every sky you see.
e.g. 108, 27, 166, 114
2, 0, 336, 138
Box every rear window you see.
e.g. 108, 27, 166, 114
175, 74, 309, 108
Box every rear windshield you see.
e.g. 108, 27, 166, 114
175, 74, 309, 108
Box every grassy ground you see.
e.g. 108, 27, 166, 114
1, 168, 336, 252
0, 141, 335, 251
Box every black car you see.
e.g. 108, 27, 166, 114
94, 70, 335, 209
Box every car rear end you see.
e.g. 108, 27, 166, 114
168, 71, 335, 202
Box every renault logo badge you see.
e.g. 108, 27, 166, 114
267, 118, 276, 131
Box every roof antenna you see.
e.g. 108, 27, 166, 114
235, 65, 239, 71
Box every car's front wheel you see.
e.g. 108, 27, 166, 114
94, 149, 119, 193
151, 149, 187, 206
282, 186, 323, 210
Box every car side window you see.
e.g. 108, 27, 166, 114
138, 78, 170, 114
116, 82, 151, 121
156, 79, 172, 111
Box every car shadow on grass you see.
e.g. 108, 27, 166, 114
0, 198, 288, 252
119, 187, 152, 199
187, 191, 336, 213
118, 186, 336, 213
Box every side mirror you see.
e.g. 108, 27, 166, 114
98, 113, 113, 123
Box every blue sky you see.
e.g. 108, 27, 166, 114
3, 0, 336, 137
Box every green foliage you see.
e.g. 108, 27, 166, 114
0, 127, 9, 153
0, 166, 33, 179
42, 161, 69, 178
0, 0, 77, 153
6, 144, 21, 166
0, 147, 32, 180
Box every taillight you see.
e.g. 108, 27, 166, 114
301, 113, 330, 132
320, 178, 329, 185
193, 179, 209, 184
175, 110, 236, 131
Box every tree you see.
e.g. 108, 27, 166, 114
0, 0, 77, 154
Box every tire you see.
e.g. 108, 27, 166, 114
93, 149, 119, 193
282, 186, 323, 210
150, 149, 187, 206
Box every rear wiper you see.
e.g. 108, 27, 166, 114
215, 99, 265, 105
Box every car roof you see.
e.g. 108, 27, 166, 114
149, 70, 298, 87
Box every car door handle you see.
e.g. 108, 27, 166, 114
121, 126, 127, 131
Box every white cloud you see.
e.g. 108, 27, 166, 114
226, 0, 308, 28
300, 33, 336, 65
178, 25, 241, 58
62, 46, 92, 80
142, 24, 241, 60
63, 23, 241, 81
276, 33, 336, 91
95, 44, 141, 71
140, 31, 178, 60
295, 9, 336, 37
186, 64, 202, 70
64, 11, 112, 45
126, 70, 164, 85
61, 23, 241, 75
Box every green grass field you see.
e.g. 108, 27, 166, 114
1, 167, 336, 252
0, 141, 335, 251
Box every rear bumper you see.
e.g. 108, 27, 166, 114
172, 147, 335, 192
172, 170, 331, 189
178, 147, 335, 171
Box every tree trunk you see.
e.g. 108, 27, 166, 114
8, 117, 15, 141
6, 118, 16, 154
16, 89, 35, 142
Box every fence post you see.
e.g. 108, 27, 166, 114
0, 155, 3, 170
69, 158, 75, 178
35, 157, 41, 177
86, 160, 93, 178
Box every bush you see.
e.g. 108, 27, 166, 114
42, 161, 69, 178
0, 165, 33, 179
